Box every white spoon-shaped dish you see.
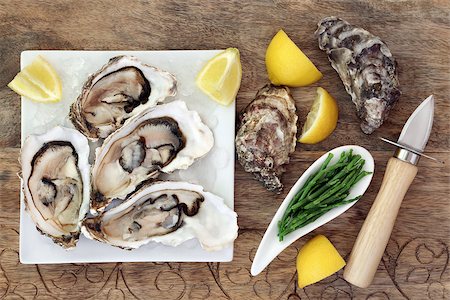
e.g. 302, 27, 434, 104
251, 145, 374, 276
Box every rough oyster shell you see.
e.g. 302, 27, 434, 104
90, 100, 214, 213
236, 84, 298, 193
20, 126, 90, 248
69, 55, 177, 140
316, 16, 401, 134
82, 181, 238, 251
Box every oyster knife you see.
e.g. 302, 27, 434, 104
343, 95, 436, 288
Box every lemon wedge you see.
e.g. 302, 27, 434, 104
265, 30, 322, 87
8, 55, 62, 103
196, 48, 242, 106
299, 87, 338, 144
297, 235, 346, 288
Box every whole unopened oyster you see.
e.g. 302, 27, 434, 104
316, 16, 401, 134
20, 127, 90, 248
235, 84, 298, 193
82, 181, 238, 251
90, 100, 214, 213
70, 55, 177, 140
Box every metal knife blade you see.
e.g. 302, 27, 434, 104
398, 95, 434, 152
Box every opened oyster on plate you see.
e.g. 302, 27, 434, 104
90, 100, 214, 212
20, 126, 90, 249
69, 55, 177, 140
83, 181, 238, 251
20, 54, 238, 254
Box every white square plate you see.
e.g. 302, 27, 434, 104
20, 50, 235, 264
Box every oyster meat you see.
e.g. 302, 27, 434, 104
82, 181, 238, 251
90, 100, 214, 213
316, 16, 401, 134
70, 55, 177, 140
20, 127, 90, 248
235, 84, 297, 193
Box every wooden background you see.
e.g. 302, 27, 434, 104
0, 0, 449, 299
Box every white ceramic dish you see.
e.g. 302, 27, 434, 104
20, 50, 235, 264
251, 145, 374, 276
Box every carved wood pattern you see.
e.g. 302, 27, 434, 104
0, 0, 449, 299
0, 227, 449, 299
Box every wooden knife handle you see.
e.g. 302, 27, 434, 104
343, 157, 418, 288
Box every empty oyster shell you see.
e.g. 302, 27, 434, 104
82, 181, 238, 251
316, 16, 401, 134
235, 84, 298, 193
90, 100, 214, 213
20, 127, 90, 248
69, 55, 177, 140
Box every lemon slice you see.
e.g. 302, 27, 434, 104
299, 87, 338, 144
266, 29, 322, 87
8, 55, 62, 103
297, 235, 346, 288
196, 48, 242, 106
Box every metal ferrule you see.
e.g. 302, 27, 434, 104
379, 137, 443, 165
394, 148, 420, 165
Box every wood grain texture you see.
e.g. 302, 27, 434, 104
0, 0, 449, 299
344, 158, 418, 288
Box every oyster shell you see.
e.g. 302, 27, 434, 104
20, 127, 90, 248
316, 16, 401, 134
90, 100, 214, 213
69, 55, 177, 140
235, 84, 298, 193
82, 181, 238, 251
